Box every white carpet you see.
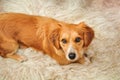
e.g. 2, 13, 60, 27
0, 0, 120, 80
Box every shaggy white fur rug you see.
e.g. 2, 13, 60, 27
0, 0, 120, 80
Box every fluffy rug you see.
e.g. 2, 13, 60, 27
0, 0, 120, 80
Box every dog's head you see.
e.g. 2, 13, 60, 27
49, 22, 94, 63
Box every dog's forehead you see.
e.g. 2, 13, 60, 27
60, 29, 79, 38
61, 24, 75, 31
60, 25, 84, 39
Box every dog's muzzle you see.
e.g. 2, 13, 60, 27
66, 44, 79, 61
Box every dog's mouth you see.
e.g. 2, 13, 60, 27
65, 52, 89, 64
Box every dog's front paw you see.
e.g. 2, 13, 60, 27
18, 56, 28, 62
83, 57, 91, 65
77, 56, 91, 65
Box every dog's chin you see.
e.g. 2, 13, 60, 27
68, 59, 77, 63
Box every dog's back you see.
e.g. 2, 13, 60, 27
0, 13, 49, 49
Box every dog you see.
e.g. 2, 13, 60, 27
0, 13, 94, 65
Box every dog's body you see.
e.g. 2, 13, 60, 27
0, 13, 94, 65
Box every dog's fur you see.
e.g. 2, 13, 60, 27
0, 13, 94, 65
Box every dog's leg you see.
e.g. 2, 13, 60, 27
6, 53, 27, 62
0, 36, 27, 62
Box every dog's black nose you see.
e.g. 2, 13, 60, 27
68, 53, 76, 60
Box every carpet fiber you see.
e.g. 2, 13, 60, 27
0, 0, 120, 80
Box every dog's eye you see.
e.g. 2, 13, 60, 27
61, 39, 67, 44
75, 37, 81, 42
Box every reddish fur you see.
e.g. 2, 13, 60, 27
0, 13, 94, 65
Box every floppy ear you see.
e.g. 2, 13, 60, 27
78, 22, 94, 47
49, 28, 60, 49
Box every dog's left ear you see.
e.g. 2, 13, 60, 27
49, 28, 61, 49
77, 22, 94, 47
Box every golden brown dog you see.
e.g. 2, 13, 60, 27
0, 13, 94, 65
